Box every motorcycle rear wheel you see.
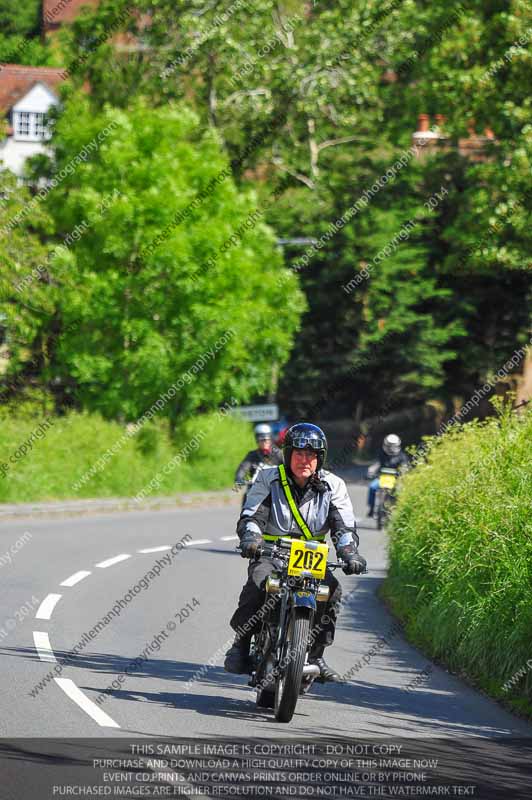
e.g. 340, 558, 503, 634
274, 608, 310, 723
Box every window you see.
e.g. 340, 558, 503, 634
34, 113, 46, 138
13, 111, 51, 141
15, 112, 31, 137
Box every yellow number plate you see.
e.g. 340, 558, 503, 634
379, 474, 397, 490
287, 540, 328, 579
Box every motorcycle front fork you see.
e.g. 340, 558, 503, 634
249, 592, 319, 689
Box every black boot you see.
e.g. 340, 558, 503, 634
308, 645, 340, 682
224, 634, 252, 675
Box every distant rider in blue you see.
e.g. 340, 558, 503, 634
367, 434, 409, 518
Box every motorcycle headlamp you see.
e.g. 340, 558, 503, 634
265, 576, 281, 594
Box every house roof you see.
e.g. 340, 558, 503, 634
0, 65, 66, 114
43, 0, 99, 29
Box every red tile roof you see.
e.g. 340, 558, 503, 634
43, 0, 99, 30
0, 65, 66, 114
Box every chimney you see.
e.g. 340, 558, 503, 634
418, 113, 430, 132
434, 114, 446, 129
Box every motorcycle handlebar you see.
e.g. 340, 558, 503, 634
235, 543, 349, 570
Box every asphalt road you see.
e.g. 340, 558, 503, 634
1, 484, 531, 740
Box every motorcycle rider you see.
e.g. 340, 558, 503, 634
234, 423, 283, 487
225, 422, 367, 682
367, 433, 409, 518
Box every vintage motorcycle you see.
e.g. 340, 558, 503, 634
374, 467, 399, 530
239, 537, 346, 723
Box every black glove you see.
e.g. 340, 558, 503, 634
240, 532, 263, 559
338, 543, 367, 575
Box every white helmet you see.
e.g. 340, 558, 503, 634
383, 433, 401, 456
254, 423, 272, 441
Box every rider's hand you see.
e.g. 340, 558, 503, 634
343, 553, 367, 575
240, 532, 263, 559
338, 543, 367, 575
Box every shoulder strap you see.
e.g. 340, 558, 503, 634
278, 464, 313, 541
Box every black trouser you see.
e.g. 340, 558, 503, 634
229, 556, 342, 650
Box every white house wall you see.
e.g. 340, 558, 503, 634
0, 138, 52, 178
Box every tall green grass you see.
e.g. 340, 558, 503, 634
382, 403, 532, 716
0, 409, 254, 502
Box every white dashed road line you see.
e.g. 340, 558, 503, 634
60, 570, 91, 587
35, 593, 62, 621
184, 539, 212, 546
96, 554, 131, 568
35, 537, 234, 730
54, 678, 120, 728
33, 631, 57, 663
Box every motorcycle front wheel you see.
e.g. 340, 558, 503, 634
274, 608, 310, 723
375, 491, 385, 530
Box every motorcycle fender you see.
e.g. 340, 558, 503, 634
293, 591, 316, 611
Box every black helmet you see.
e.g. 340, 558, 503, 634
283, 422, 328, 471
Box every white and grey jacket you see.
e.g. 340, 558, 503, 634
237, 466, 358, 553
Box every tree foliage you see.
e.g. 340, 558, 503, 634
0, 171, 57, 398
0, 0, 41, 37
35, 96, 304, 422
2, 0, 530, 429
0, 0, 51, 66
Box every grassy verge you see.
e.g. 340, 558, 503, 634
0, 409, 254, 502
382, 403, 532, 718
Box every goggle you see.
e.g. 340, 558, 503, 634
291, 436, 326, 450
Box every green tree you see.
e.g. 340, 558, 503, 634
21, 0, 532, 426
0, 0, 41, 37
0, 170, 58, 401
380, 0, 532, 402
60, 0, 393, 181
38, 95, 305, 424
0, 0, 51, 66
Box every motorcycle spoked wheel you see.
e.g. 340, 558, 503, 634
274, 608, 310, 723
379, 491, 396, 529
375, 491, 386, 530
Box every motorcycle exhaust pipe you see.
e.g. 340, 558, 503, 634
303, 664, 321, 677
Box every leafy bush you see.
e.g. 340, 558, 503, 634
0, 409, 254, 502
383, 403, 532, 716
39, 95, 304, 422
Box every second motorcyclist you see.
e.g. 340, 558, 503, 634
367, 433, 409, 518
234, 423, 283, 487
